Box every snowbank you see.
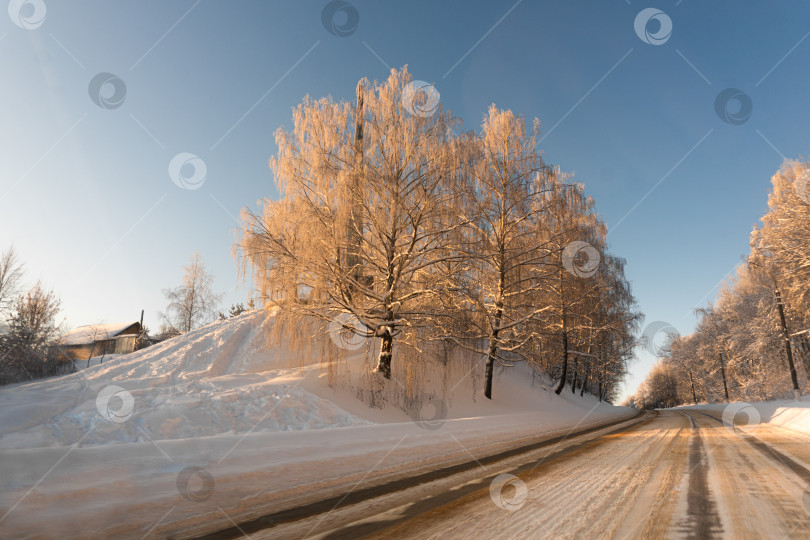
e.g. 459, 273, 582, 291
0, 311, 371, 450
0, 310, 633, 538
679, 399, 810, 436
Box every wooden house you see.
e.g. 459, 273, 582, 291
59, 322, 141, 361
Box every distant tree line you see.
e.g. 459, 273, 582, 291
632, 160, 810, 408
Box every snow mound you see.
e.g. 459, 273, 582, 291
679, 399, 810, 436
0, 309, 630, 452
0, 311, 369, 449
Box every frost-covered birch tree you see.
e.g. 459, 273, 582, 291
161, 253, 223, 334
0, 245, 25, 317
240, 66, 643, 404
435, 106, 555, 399
239, 67, 463, 380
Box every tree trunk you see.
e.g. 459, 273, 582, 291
571, 357, 578, 394
375, 230, 396, 380
580, 363, 589, 397
555, 330, 568, 395
718, 351, 729, 401
599, 360, 607, 401
689, 370, 698, 405
484, 330, 498, 400
375, 326, 392, 379
775, 289, 801, 400
555, 267, 567, 395
597, 353, 604, 402
347, 81, 365, 294
485, 306, 503, 400
484, 352, 495, 400
484, 257, 505, 401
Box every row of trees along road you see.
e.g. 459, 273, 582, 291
632, 160, 810, 408
238, 67, 641, 402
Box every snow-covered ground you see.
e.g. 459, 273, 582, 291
72, 353, 124, 371
325, 409, 810, 540
676, 400, 810, 437
0, 310, 633, 538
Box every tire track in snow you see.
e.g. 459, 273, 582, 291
684, 411, 810, 538
694, 411, 810, 485
677, 412, 723, 539
196, 411, 650, 539
193, 409, 810, 540
315, 411, 681, 540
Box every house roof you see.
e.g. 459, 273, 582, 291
60, 322, 140, 346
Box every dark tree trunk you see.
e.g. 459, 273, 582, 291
555, 267, 567, 396
485, 308, 503, 400
555, 330, 568, 395
580, 364, 589, 397
775, 289, 801, 399
689, 370, 698, 405
571, 357, 578, 394
376, 326, 392, 379
484, 354, 495, 400
597, 355, 603, 402
599, 361, 607, 401
718, 352, 729, 401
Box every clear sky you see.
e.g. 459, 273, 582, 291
2, 1, 809, 401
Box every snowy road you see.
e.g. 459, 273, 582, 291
235, 410, 810, 540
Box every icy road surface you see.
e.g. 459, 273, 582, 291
246, 409, 810, 540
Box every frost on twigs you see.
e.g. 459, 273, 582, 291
235, 67, 640, 412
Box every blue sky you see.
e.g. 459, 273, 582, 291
2, 1, 809, 400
